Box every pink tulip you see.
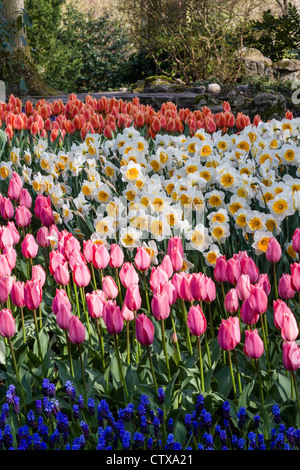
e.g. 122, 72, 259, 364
105, 304, 124, 335
214, 255, 227, 283
256, 273, 271, 296
21, 233, 39, 259
54, 263, 70, 286
135, 313, 155, 345
121, 303, 134, 322
34, 194, 51, 219
124, 284, 142, 311
49, 251, 66, 276
266, 237, 282, 263
36, 226, 50, 248
0, 254, 11, 276
187, 304, 207, 336
240, 256, 259, 284
83, 240, 95, 264
0, 275, 12, 303
151, 292, 170, 320
0, 226, 14, 249
150, 265, 168, 292
52, 288, 71, 315
135, 247, 151, 271
278, 274, 296, 300
3, 246, 16, 271
73, 262, 91, 288
86, 290, 105, 319
236, 274, 251, 301
243, 329, 264, 359
240, 298, 260, 325
56, 304, 72, 330
19, 188, 32, 208
0, 309, 15, 338
248, 284, 268, 315
159, 280, 177, 305
218, 316, 240, 351
189, 272, 203, 301
109, 244, 124, 268
15, 205, 31, 228
226, 258, 240, 285
291, 262, 300, 292
292, 228, 300, 254
7, 221, 20, 244
63, 233, 81, 260
102, 275, 119, 300
40, 204, 55, 227
32, 265, 46, 287
281, 312, 299, 342
170, 249, 183, 273
93, 243, 110, 270
0, 197, 14, 220
11, 172, 23, 189
24, 279, 42, 310
167, 236, 183, 258
283, 341, 300, 371
68, 250, 86, 272
179, 273, 194, 302
273, 299, 292, 329
161, 255, 174, 278
10, 281, 25, 307
224, 288, 239, 313
7, 177, 22, 201
68, 315, 86, 344
201, 276, 216, 303
119, 262, 139, 288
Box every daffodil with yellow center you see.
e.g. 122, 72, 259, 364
200, 145, 212, 158
217, 141, 228, 151
97, 190, 110, 203
220, 172, 235, 189
284, 149, 295, 162
165, 182, 175, 195
150, 160, 161, 172
237, 141, 250, 152
248, 217, 263, 232
208, 195, 222, 208
0, 167, 9, 179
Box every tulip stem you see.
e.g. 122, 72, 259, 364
292, 371, 300, 412
113, 334, 129, 401
80, 287, 90, 336
78, 344, 87, 405
73, 280, 81, 318
260, 314, 271, 372
204, 332, 211, 368
142, 272, 151, 313
170, 311, 181, 361
255, 359, 264, 406
228, 350, 237, 403
8, 337, 21, 385
147, 345, 158, 391
126, 321, 130, 365
208, 302, 214, 339
161, 319, 171, 381
33, 309, 42, 361
39, 303, 42, 330
197, 336, 205, 392
91, 264, 97, 290
233, 350, 242, 395
273, 263, 278, 300
115, 268, 123, 307
96, 318, 105, 371
20, 307, 26, 344
65, 330, 74, 378
180, 299, 193, 355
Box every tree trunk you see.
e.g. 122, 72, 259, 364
2, 0, 25, 50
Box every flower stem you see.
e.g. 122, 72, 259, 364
292, 371, 300, 412
20, 307, 26, 344
80, 287, 90, 336
113, 334, 129, 401
78, 344, 87, 405
96, 318, 105, 371
161, 319, 171, 381
142, 271, 151, 313
228, 350, 237, 403
65, 330, 74, 378
147, 345, 158, 391
126, 320, 130, 365
115, 268, 123, 307
273, 263, 278, 300
255, 358, 264, 406
197, 336, 205, 392
33, 309, 42, 361
181, 299, 192, 354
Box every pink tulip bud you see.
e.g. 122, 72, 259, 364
10, 281, 25, 308
63, 233, 81, 260
171, 332, 178, 343
187, 304, 207, 336
236, 274, 251, 301
19, 188, 32, 208
281, 312, 299, 342
135, 313, 155, 346
32, 264, 46, 287
283, 341, 300, 371
7, 177, 22, 201
121, 303, 134, 322
256, 273, 271, 296
150, 265, 169, 292
56, 303, 72, 330
218, 316, 240, 351
292, 228, 300, 254
68, 315, 86, 344
49, 250, 66, 276
36, 227, 50, 248
0, 226, 14, 249
214, 255, 227, 283
73, 262, 91, 288
266, 237, 282, 263
68, 250, 86, 272
226, 258, 240, 285
102, 275, 119, 300
2, 246, 16, 271
21, 233, 39, 259
0, 197, 14, 220
224, 288, 239, 313
52, 288, 71, 315
34, 194, 51, 219
119, 262, 139, 288
179, 273, 194, 302
291, 262, 300, 292
201, 276, 216, 303
240, 298, 259, 325
243, 329, 264, 359
273, 299, 292, 329
0, 309, 15, 338
0, 275, 12, 303
54, 263, 70, 286
24, 279, 42, 310
124, 284, 142, 311
240, 256, 259, 284
86, 290, 105, 319
7, 221, 20, 244
83, 240, 95, 263
105, 304, 124, 335
93, 243, 110, 270
189, 272, 204, 301
135, 247, 151, 271
109, 244, 124, 268
40, 204, 55, 227
248, 284, 268, 315
159, 280, 177, 305
151, 292, 170, 320
161, 255, 174, 278
0, 254, 11, 276
15, 205, 31, 228
278, 273, 296, 300
167, 236, 183, 258
170, 250, 183, 273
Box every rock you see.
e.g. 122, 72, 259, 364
207, 83, 221, 94
185, 86, 206, 94
272, 58, 300, 82
0, 81, 5, 103
143, 75, 185, 93
252, 91, 286, 120
235, 84, 249, 93
240, 47, 273, 78
131, 80, 145, 93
